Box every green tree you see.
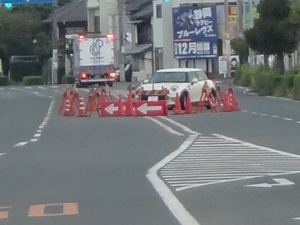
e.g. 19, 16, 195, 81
244, 0, 298, 73
230, 38, 249, 65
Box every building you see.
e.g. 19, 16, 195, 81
152, 0, 239, 78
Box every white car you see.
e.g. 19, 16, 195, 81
138, 68, 216, 110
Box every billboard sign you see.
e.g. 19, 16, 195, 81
0, 0, 54, 4
172, 6, 218, 59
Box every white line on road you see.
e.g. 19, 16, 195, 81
283, 117, 293, 121
14, 142, 28, 147
147, 135, 200, 225
34, 133, 41, 138
158, 116, 200, 135
271, 115, 280, 118
30, 138, 38, 142
145, 117, 184, 136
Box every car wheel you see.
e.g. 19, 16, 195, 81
180, 92, 187, 110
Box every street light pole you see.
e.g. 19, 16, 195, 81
224, 0, 231, 78
118, 0, 125, 82
51, 0, 58, 84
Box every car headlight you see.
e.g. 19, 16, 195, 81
170, 85, 179, 92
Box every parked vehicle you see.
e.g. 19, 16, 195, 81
73, 34, 116, 87
138, 68, 216, 110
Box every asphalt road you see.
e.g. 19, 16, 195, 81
0, 81, 299, 225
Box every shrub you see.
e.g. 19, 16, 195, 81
23, 76, 43, 85
272, 76, 283, 96
258, 75, 274, 96
233, 65, 243, 85
284, 66, 300, 75
238, 64, 254, 87
287, 75, 295, 90
62, 75, 75, 84
0, 76, 8, 86
292, 75, 300, 100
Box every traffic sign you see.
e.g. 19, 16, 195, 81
0, 0, 54, 4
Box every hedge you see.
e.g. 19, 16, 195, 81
0, 76, 8, 86
292, 75, 300, 100
62, 75, 75, 84
23, 76, 43, 85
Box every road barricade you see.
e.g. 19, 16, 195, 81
197, 86, 218, 113
134, 100, 168, 116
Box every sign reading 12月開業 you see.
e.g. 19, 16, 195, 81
172, 6, 218, 59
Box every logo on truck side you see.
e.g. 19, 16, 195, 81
89, 39, 104, 56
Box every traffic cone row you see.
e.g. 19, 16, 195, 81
59, 84, 240, 117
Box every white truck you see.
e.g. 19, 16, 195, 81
73, 34, 116, 87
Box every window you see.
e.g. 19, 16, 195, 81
156, 4, 162, 18
189, 72, 198, 82
196, 71, 207, 81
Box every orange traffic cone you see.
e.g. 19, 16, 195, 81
173, 93, 183, 115
64, 98, 74, 117
58, 91, 69, 115
222, 88, 240, 112
117, 94, 125, 116
185, 92, 193, 114
86, 94, 97, 115
125, 93, 134, 116
78, 96, 88, 117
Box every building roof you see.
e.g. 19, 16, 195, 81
130, 2, 152, 20
43, 0, 87, 24
127, 0, 153, 20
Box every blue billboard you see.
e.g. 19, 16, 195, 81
173, 6, 218, 59
0, 0, 54, 4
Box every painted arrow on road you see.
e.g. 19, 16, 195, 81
244, 178, 294, 188
136, 103, 162, 114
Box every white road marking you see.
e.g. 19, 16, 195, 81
25, 87, 32, 89
271, 115, 280, 118
145, 117, 184, 136
34, 133, 41, 138
297, 121, 300, 124
283, 117, 293, 121
158, 116, 200, 135
38, 86, 46, 90
14, 142, 28, 147
147, 135, 200, 225
245, 178, 294, 188
260, 113, 267, 116
51, 86, 59, 88
30, 138, 38, 142
251, 112, 257, 114
159, 134, 300, 192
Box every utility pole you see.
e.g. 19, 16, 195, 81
248, 0, 255, 66
51, 0, 58, 84
224, 0, 231, 78
237, 0, 243, 37
118, 0, 125, 82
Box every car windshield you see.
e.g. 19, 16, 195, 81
149, 72, 187, 83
